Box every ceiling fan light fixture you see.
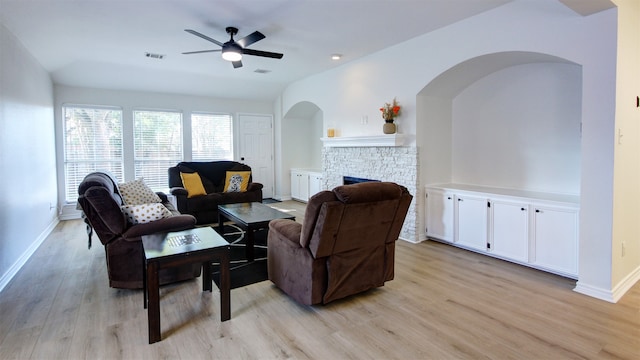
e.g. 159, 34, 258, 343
222, 48, 242, 62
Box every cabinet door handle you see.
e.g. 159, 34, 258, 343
521, 207, 526, 211
447, 196, 452, 200
458, 198, 463, 202
536, 209, 541, 213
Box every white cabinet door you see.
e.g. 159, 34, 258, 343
426, 188, 454, 242
299, 174, 309, 201
455, 194, 488, 252
532, 204, 579, 276
308, 173, 323, 198
291, 170, 310, 201
290, 171, 302, 200
490, 200, 528, 262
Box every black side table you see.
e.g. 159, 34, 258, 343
142, 227, 230, 344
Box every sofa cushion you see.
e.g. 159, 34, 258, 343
171, 161, 254, 193
119, 178, 161, 205
121, 203, 172, 224
180, 172, 207, 198
176, 164, 217, 193
78, 172, 124, 206
223, 171, 251, 192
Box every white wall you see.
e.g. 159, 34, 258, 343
452, 62, 582, 195
54, 85, 273, 214
0, 24, 57, 291
278, 0, 623, 299
610, 0, 640, 298
277, 101, 323, 199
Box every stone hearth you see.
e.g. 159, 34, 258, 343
322, 146, 419, 242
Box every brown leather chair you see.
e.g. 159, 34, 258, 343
77, 172, 201, 289
267, 182, 412, 305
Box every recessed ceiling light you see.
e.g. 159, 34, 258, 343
331, 54, 342, 60
254, 69, 271, 74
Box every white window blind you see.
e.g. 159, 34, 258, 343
133, 110, 182, 190
63, 106, 123, 202
191, 112, 233, 161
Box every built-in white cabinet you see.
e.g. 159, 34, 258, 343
490, 199, 529, 263
308, 173, 323, 198
425, 184, 579, 278
425, 189, 454, 242
532, 204, 579, 276
455, 194, 488, 252
291, 169, 323, 202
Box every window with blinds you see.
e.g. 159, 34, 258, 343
63, 106, 124, 203
133, 110, 183, 190
191, 112, 233, 161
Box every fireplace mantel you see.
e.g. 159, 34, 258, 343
321, 134, 406, 147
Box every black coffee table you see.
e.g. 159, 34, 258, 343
218, 202, 295, 261
142, 227, 230, 344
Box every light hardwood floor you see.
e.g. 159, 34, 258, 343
1, 200, 638, 359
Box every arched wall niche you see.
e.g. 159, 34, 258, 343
417, 51, 582, 195
282, 101, 324, 189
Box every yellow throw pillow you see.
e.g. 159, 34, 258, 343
223, 171, 251, 192
180, 172, 207, 198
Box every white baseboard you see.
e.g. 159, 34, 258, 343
573, 282, 616, 303
0, 217, 59, 293
574, 265, 640, 303
611, 265, 640, 302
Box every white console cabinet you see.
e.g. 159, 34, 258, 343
531, 204, 579, 276
490, 199, 529, 263
425, 184, 579, 278
291, 169, 323, 202
425, 189, 454, 243
455, 194, 488, 252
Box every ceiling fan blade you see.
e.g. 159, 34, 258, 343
243, 48, 284, 59
232, 60, 243, 68
182, 49, 221, 55
184, 29, 223, 47
237, 31, 265, 48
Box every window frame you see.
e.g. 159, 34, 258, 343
62, 104, 124, 203
132, 109, 184, 191
191, 112, 234, 161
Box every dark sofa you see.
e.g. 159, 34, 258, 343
77, 172, 201, 289
168, 161, 263, 224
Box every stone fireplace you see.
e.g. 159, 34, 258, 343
322, 140, 419, 242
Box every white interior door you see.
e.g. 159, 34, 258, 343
238, 114, 274, 198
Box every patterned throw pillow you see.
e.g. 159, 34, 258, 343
119, 178, 162, 205
223, 171, 251, 192
121, 203, 172, 224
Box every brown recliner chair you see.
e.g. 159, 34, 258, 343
77, 171, 201, 289
267, 182, 412, 305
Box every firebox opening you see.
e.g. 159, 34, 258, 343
343, 176, 380, 185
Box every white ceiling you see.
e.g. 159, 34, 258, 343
2, 0, 608, 102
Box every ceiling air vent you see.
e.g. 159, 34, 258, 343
254, 69, 271, 74
145, 52, 165, 60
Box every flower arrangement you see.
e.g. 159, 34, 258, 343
380, 97, 400, 121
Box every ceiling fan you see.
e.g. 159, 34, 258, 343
182, 27, 283, 68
